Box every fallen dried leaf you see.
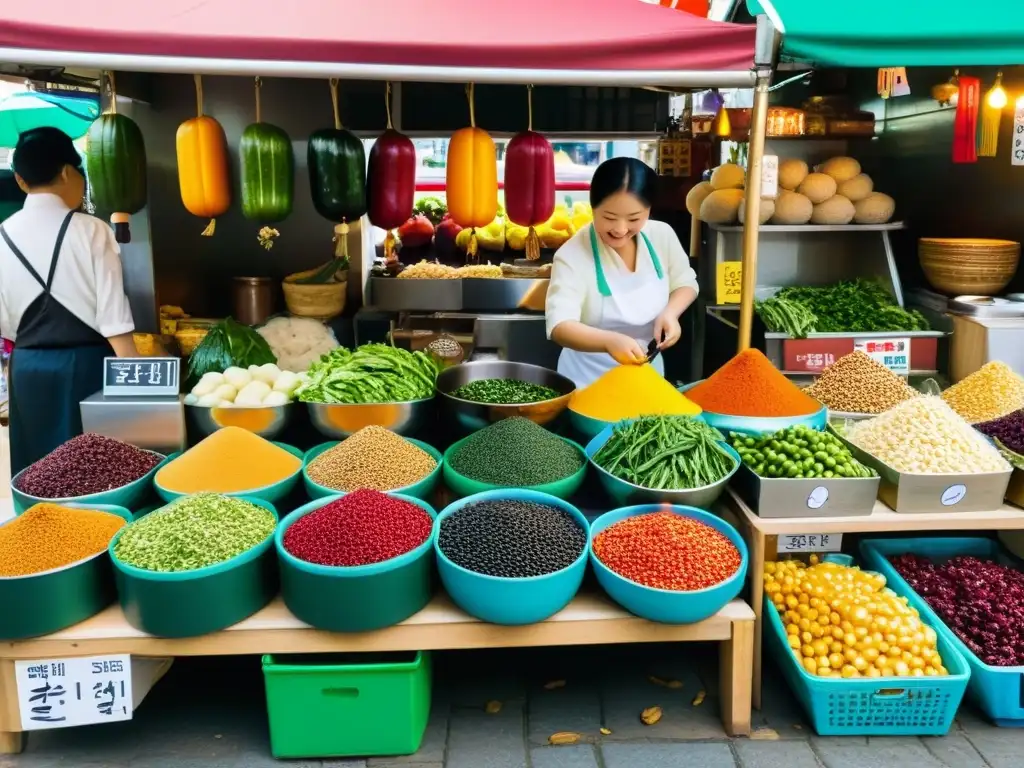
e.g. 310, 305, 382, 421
793, 724, 803, 730
548, 731, 582, 745
599, 727, 612, 735
485, 700, 502, 714
647, 675, 684, 690
543, 679, 567, 690
640, 706, 663, 726
692, 690, 706, 707
665, 679, 683, 689
750, 727, 779, 740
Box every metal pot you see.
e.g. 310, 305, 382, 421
233, 276, 274, 325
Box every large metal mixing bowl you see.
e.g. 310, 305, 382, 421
436, 361, 576, 433
185, 403, 294, 441
305, 398, 434, 439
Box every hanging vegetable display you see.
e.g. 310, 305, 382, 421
85, 72, 147, 244
367, 82, 416, 263
175, 75, 231, 236
504, 85, 555, 261
446, 83, 497, 260
240, 77, 294, 249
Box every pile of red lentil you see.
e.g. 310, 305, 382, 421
593, 511, 741, 591
283, 490, 433, 568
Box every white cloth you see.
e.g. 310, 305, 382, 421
0, 194, 134, 341
545, 221, 699, 388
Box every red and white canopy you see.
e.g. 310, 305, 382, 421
0, 0, 756, 87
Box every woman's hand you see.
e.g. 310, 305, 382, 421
604, 332, 647, 365
654, 310, 682, 350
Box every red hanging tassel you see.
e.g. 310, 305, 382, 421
953, 76, 981, 164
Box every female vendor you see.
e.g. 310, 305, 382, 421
545, 157, 699, 388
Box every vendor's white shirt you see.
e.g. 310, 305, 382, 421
0, 193, 134, 341
545, 219, 699, 340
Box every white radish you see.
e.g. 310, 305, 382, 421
223, 366, 252, 389
190, 379, 216, 398
272, 371, 301, 394
213, 384, 238, 402
196, 393, 220, 407
262, 390, 289, 407
183, 393, 199, 405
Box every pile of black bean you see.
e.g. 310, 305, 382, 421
438, 500, 587, 578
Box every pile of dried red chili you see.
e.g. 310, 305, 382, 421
282, 489, 433, 568
592, 511, 741, 591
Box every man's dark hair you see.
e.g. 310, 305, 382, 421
12, 127, 83, 187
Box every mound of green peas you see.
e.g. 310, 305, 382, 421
728, 425, 875, 480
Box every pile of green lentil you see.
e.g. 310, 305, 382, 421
113, 493, 276, 572
306, 426, 437, 492
450, 378, 560, 405
448, 417, 583, 487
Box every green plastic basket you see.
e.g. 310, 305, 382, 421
109, 496, 279, 638
263, 651, 431, 759
442, 434, 587, 500
154, 442, 303, 504
276, 494, 436, 632
302, 439, 442, 501
0, 503, 132, 640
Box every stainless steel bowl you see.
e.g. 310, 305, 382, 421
436, 361, 576, 433
305, 398, 434, 439
185, 403, 294, 440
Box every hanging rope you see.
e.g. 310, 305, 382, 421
527, 84, 534, 132
194, 74, 204, 117
107, 71, 117, 115
329, 78, 342, 130
254, 77, 262, 123
467, 83, 476, 128
385, 82, 393, 130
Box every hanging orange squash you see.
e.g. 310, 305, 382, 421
176, 75, 231, 236
446, 83, 497, 259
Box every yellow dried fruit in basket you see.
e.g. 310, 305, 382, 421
505, 221, 529, 251
640, 706, 663, 725
477, 217, 506, 252
538, 207, 574, 249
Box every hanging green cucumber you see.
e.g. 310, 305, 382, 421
85, 72, 147, 244
240, 77, 294, 249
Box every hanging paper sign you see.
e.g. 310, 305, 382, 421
760, 155, 779, 199
15, 655, 133, 731
716, 261, 742, 304
854, 338, 910, 374
891, 68, 911, 97
1013, 99, 1024, 167
778, 533, 843, 554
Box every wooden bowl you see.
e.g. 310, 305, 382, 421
918, 238, 1020, 296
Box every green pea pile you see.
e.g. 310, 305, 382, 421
449, 417, 583, 487
729, 425, 875, 480
114, 493, 276, 572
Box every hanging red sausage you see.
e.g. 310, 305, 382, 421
504, 85, 555, 261
367, 82, 416, 262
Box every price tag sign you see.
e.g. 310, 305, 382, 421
103, 357, 180, 398
853, 338, 910, 375
15, 655, 133, 731
778, 533, 843, 554
760, 154, 779, 199
716, 261, 742, 305
1013, 99, 1024, 167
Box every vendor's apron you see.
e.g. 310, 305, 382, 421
1, 211, 113, 474
557, 225, 669, 389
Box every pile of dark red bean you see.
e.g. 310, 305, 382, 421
438, 499, 587, 578
976, 409, 1024, 455
283, 489, 433, 567
889, 553, 1024, 667
15, 433, 163, 498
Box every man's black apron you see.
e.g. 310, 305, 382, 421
1, 211, 113, 474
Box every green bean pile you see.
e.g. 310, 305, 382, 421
729, 425, 875, 479
450, 378, 560, 405
592, 416, 736, 490
297, 344, 439, 404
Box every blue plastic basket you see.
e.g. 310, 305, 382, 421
764, 572, 970, 735
860, 537, 1024, 727
678, 381, 827, 436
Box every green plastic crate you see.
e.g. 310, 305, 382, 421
262, 651, 431, 759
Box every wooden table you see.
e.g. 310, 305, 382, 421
0, 592, 756, 753
723, 488, 1024, 709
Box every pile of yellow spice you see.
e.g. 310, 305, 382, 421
941, 361, 1024, 424
568, 364, 701, 422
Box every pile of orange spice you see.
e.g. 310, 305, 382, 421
686, 349, 821, 417
593, 511, 741, 591
0, 504, 126, 577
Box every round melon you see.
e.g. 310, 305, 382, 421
837, 173, 874, 202
709, 163, 745, 190
738, 198, 775, 225
811, 195, 855, 225
778, 158, 808, 191
798, 173, 837, 204
699, 188, 745, 224
853, 192, 896, 224
685, 181, 715, 218
818, 156, 862, 184
771, 190, 813, 225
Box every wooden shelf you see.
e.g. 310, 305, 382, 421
709, 222, 905, 233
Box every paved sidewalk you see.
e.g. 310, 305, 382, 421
3, 643, 1014, 768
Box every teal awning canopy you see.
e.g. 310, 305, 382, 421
747, 0, 1024, 68
0, 91, 99, 148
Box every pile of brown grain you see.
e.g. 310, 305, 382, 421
806, 351, 918, 414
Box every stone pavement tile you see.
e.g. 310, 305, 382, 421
734, 740, 822, 768
812, 739, 945, 768
755, 668, 812, 738
920, 735, 988, 768
321, 761, 369, 768
599, 669, 726, 741
444, 707, 526, 768
962, 731, 1022, 768
530, 745, 600, 768
527, 681, 602, 745
601, 742, 737, 768
953, 704, 994, 734
367, 698, 450, 765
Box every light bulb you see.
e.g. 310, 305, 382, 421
1016, 94, 1024, 110
988, 86, 1008, 109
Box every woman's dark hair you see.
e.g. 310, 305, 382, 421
12, 127, 82, 188
589, 157, 657, 209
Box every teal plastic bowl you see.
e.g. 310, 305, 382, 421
434, 489, 590, 625
109, 496, 279, 638
11, 452, 167, 515
442, 435, 587, 500
155, 442, 303, 504
679, 380, 827, 436
302, 439, 443, 502
590, 504, 748, 624
276, 494, 437, 632
0, 503, 132, 640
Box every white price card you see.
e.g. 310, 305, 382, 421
1013, 99, 1024, 167
760, 155, 779, 199
778, 533, 843, 554
15, 655, 133, 731
853, 337, 910, 375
